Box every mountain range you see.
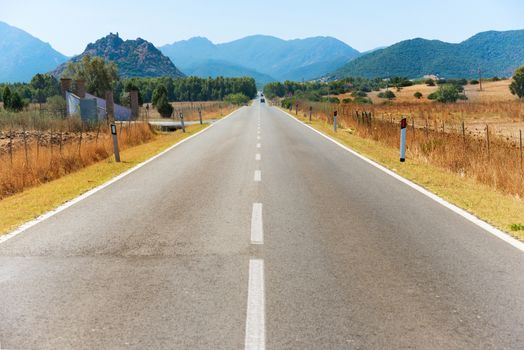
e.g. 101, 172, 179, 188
52, 33, 185, 79
0, 21, 67, 83
331, 30, 524, 79
160, 35, 360, 84
1, 21, 524, 85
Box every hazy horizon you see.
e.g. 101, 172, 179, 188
2, 0, 523, 56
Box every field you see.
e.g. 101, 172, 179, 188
334, 80, 524, 142
0, 102, 232, 200
365, 80, 518, 104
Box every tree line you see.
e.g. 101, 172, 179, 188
1, 55, 258, 114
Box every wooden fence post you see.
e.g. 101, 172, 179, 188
519, 130, 522, 170
486, 124, 490, 161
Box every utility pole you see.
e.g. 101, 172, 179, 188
479, 67, 483, 92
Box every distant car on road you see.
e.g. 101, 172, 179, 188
260, 98, 265, 103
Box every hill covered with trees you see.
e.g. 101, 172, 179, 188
330, 30, 524, 79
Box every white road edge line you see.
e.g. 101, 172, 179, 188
251, 203, 263, 244
254, 170, 262, 182
255, 153, 261, 161
256, 143, 261, 148
279, 108, 524, 253
245, 259, 265, 350
0, 108, 245, 245
257, 136, 261, 140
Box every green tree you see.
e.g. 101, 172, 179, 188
28, 74, 61, 103
152, 85, 169, 107
2, 86, 12, 109
435, 84, 460, 103
8, 92, 24, 112
414, 91, 423, 99
224, 93, 250, 105
156, 94, 173, 118
63, 55, 119, 98
510, 66, 524, 99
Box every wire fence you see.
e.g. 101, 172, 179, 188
286, 99, 524, 198
0, 101, 230, 199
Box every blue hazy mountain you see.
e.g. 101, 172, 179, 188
0, 21, 68, 83
161, 35, 360, 83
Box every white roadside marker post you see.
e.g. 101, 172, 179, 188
333, 111, 338, 132
106, 91, 120, 163
111, 123, 120, 163
400, 117, 407, 162
180, 112, 186, 133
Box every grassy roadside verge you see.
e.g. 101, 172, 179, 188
0, 124, 207, 235
284, 109, 524, 241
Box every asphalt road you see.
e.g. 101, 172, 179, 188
1, 102, 523, 349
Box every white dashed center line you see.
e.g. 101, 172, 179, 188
254, 170, 261, 182
245, 259, 265, 350
250, 203, 263, 244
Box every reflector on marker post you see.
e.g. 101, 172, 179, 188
110, 123, 120, 163
400, 117, 407, 162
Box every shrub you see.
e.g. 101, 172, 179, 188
434, 84, 460, 103
510, 66, 524, 99
321, 97, 340, 104
425, 79, 435, 86
342, 98, 352, 103
414, 91, 423, 99
469, 79, 479, 85
156, 94, 173, 118
8, 92, 24, 112
427, 92, 438, 100
354, 97, 373, 104
351, 91, 367, 98
378, 90, 396, 99
224, 93, 250, 105
47, 95, 67, 117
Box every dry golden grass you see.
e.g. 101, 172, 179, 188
338, 80, 518, 104
0, 101, 236, 200
0, 124, 207, 235
290, 100, 524, 198
0, 122, 154, 199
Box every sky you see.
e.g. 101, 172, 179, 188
1, 0, 523, 56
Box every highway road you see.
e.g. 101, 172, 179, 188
1, 101, 523, 349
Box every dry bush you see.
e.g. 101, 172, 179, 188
0, 120, 153, 199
